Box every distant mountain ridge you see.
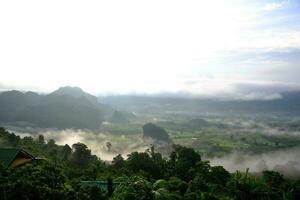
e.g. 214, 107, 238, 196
1, 87, 300, 129
0, 86, 113, 129
99, 91, 300, 117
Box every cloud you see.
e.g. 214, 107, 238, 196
168, 80, 300, 101
0, 0, 299, 98
209, 147, 300, 178
234, 81, 300, 94
232, 92, 282, 101
262, 1, 288, 11
224, 81, 300, 101
0, 82, 13, 92
2, 77, 299, 101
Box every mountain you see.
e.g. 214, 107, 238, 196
0, 87, 113, 129
0, 90, 42, 122
142, 123, 171, 143
50, 86, 98, 104
99, 91, 300, 117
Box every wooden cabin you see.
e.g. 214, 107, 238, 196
0, 148, 37, 168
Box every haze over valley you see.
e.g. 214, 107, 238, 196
1, 1, 300, 199
1, 86, 300, 178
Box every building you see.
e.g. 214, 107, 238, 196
0, 148, 38, 168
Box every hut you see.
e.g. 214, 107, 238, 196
0, 148, 38, 168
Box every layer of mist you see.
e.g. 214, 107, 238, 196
209, 147, 300, 178
11, 129, 150, 161
8, 125, 300, 178
222, 118, 300, 136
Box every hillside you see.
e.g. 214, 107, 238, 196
0, 87, 113, 129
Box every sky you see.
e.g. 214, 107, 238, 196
0, 0, 300, 100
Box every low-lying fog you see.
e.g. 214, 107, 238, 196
9, 126, 300, 178
11, 128, 150, 161
209, 148, 300, 178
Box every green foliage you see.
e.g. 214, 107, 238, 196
126, 151, 162, 179
169, 145, 201, 180
1, 162, 67, 199
1, 127, 300, 200
71, 142, 94, 168
78, 186, 106, 200
263, 170, 285, 189
112, 176, 153, 200
209, 166, 231, 186
167, 177, 188, 195
112, 154, 125, 169
153, 179, 168, 190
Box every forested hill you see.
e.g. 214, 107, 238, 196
1, 127, 300, 199
99, 91, 300, 117
0, 86, 113, 129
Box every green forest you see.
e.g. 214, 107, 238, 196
1, 127, 300, 200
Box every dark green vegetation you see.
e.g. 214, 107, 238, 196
0, 87, 113, 129
1, 127, 300, 200
143, 123, 171, 143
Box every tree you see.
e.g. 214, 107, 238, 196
4, 162, 67, 199
173, 145, 201, 166
126, 151, 161, 178
47, 139, 56, 147
170, 145, 201, 180
7, 133, 19, 146
38, 134, 45, 145
106, 142, 112, 151
71, 142, 92, 167
209, 166, 230, 186
167, 177, 188, 195
112, 176, 153, 200
112, 154, 125, 169
62, 144, 72, 160
263, 170, 285, 189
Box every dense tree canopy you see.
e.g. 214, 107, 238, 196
1, 127, 300, 200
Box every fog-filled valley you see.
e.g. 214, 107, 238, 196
2, 0, 300, 198
1, 86, 300, 178
2, 87, 300, 199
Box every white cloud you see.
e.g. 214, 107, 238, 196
262, 1, 288, 11
209, 147, 300, 178
0, 0, 299, 96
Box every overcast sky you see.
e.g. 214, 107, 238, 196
0, 0, 299, 99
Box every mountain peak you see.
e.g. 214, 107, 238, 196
50, 86, 90, 98
53, 86, 84, 95
49, 86, 99, 105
